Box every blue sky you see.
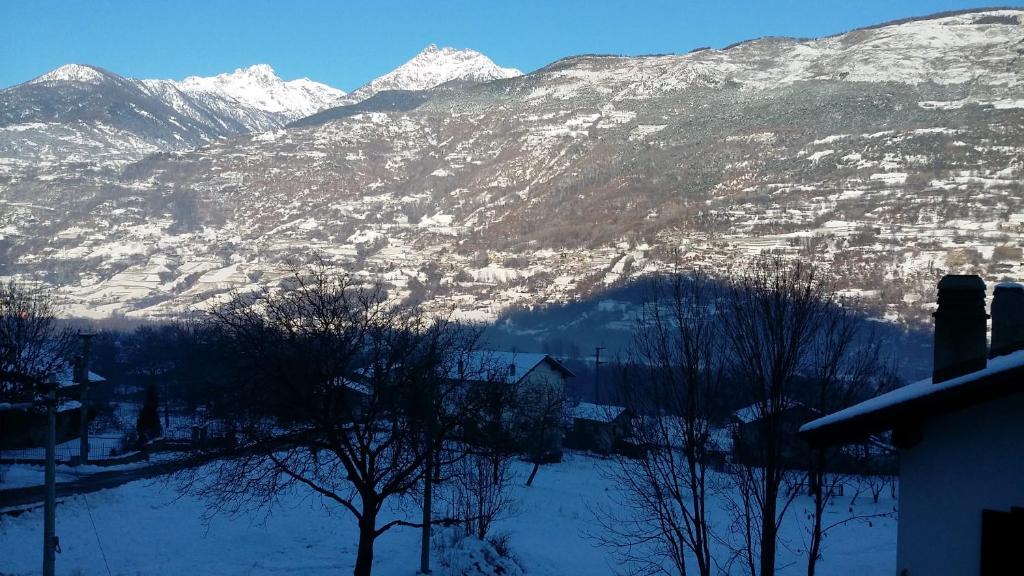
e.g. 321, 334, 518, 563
2, 0, 1019, 90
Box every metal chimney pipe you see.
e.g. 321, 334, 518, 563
932, 274, 987, 384
990, 282, 1024, 358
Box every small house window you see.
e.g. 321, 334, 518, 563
981, 507, 1024, 575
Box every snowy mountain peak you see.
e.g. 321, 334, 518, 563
400, 44, 522, 87
182, 64, 280, 87
341, 45, 521, 104
171, 64, 345, 119
240, 63, 277, 79
30, 64, 111, 85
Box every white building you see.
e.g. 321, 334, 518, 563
801, 276, 1024, 576
452, 351, 574, 390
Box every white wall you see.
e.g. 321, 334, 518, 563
897, 389, 1024, 576
519, 360, 567, 392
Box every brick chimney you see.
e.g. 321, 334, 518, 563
933, 274, 987, 383
990, 282, 1024, 358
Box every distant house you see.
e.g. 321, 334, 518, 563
455, 351, 575, 461
566, 402, 629, 454
54, 366, 107, 400
0, 366, 106, 450
451, 351, 575, 391
802, 276, 1024, 576
730, 398, 818, 468
618, 415, 732, 465
336, 351, 574, 408
338, 351, 576, 448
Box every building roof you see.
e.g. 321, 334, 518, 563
54, 368, 106, 388
331, 375, 371, 396
572, 402, 626, 423
800, 349, 1024, 447
450, 351, 575, 383
332, 351, 574, 394
732, 398, 805, 424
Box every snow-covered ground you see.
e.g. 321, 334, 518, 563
0, 464, 82, 490
0, 456, 160, 491
0, 453, 895, 575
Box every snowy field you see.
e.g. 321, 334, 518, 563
0, 453, 896, 575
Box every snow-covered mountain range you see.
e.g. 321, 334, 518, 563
0, 62, 348, 168
0, 46, 522, 168
145, 64, 345, 124
172, 64, 344, 118
0, 9, 1022, 338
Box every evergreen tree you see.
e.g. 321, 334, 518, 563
136, 383, 162, 442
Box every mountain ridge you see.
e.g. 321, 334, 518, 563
0, 9, 1021, 330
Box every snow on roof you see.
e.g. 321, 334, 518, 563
56, 400, 82, 413
451, 351, 574, 383
572, 402, 626, 423
800, 349, 1024, 435
54, 368, 106, 388
330, 376, 371, 396
733, 398, 804, 424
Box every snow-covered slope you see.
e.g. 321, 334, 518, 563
340, 44, 521, 104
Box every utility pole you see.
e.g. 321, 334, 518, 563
594, 346, 605, 405
43, 377, 57, 576
77, 331, 96, 465
419, 374, 441, 575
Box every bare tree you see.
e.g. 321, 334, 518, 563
801, 309, 890, 576
718, 257, 829, 576
182, 264, 477, 576
511, 377, 571, 487
445, 449, 517, 541
597, 273, 723, 576
0, 281, 72, 400
717, 256, 902, 576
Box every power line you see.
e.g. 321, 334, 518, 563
82, 493, 113, 576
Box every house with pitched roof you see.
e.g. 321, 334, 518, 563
801, 276, 1024, 576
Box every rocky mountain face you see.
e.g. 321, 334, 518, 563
0, 10, 1022, 336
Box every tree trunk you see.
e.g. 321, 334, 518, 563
354, 508, 377, 576
807, 452, 826, 576
420, 449, 433, 574
760, 482, 778, 576
807, 494, 823, 576
525, 462, 540, 487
